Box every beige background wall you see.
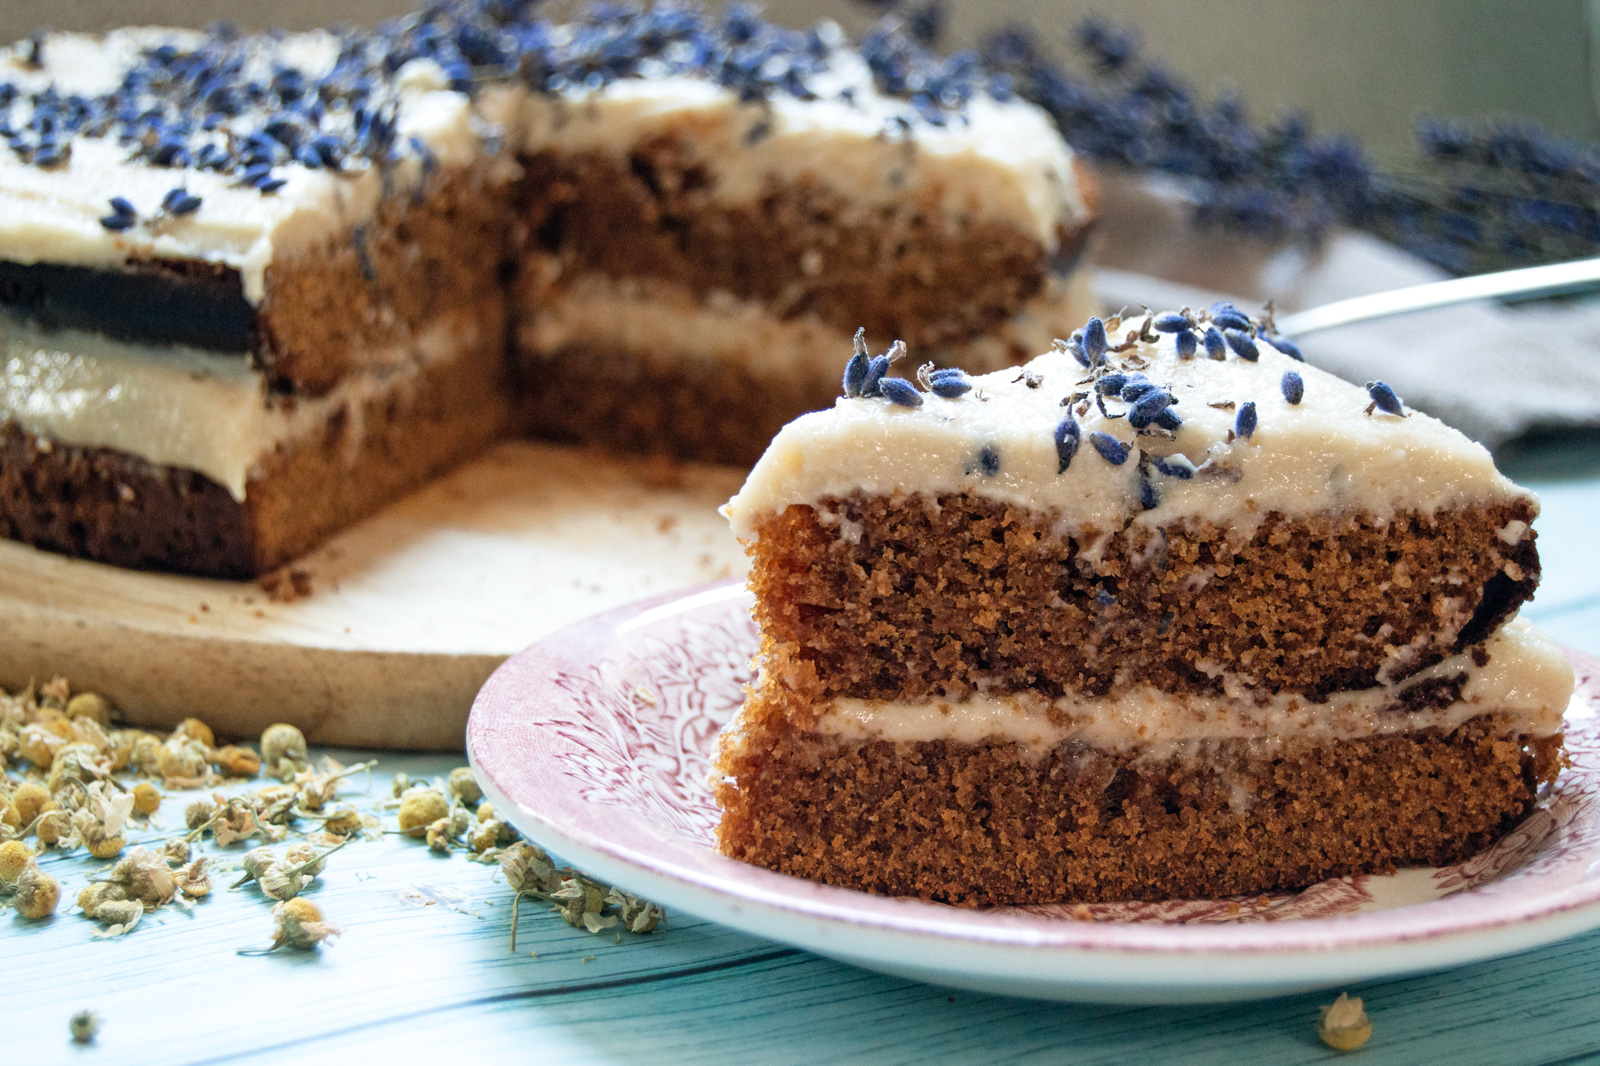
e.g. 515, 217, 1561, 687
3, 1, 1595, 165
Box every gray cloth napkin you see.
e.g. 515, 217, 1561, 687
1090, 176, 1600, 446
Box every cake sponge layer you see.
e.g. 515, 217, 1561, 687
713, 708, 1564, 906
746, 492, 1539, 700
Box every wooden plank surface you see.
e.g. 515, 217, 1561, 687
0, 441, 747, 749
4, 435, 1600, 1066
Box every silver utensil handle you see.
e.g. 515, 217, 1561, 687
1275, 255, 1600, 338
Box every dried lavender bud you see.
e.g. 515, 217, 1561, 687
1083, 317, 1107, 365
1130, 389, 1175, 420
1203, 327, 1226, 360
1153, 453, 1196, 479
1235, 401, 1258, 439
1139, 476, 1160, 510
100, 197, 137, 231
1062, 334, 1091, 368
1096, 373, 1130, 396
1366, 380, 1404, 415
161, 188, 202, 215
1151, 311, 1191, 333
842, 352, 868, 398
1154, 407, 1183, 430
1054, 416, 1080, 473
977, 443, 1000, 475
878, 377, 923, 407
1211, 308, 1253, 332
1175, 330, 1198, 360
928, 368, 972, 397
1224, 329, 1259, 361
1089, 431, 1129, 465
860, 355, 890, 398
1281, 370, 1305, 404
1095, 589, 1116, 606
1266, 334, 1305, 361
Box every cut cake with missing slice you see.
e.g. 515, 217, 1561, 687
713, 307, 1574, 906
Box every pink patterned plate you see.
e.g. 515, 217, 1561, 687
467, 581, 1600, 1004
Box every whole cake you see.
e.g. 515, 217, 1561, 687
0, 4, 1095, 577
713, 307, 1574, 905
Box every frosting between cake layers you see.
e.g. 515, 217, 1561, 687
0, 307, 489, 500
815, 617, 1573, 754
724, 315, 1536, 542
517, 269, 1096, 380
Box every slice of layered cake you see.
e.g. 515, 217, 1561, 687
504, 8, 1097, 463
0, 26, 515, 577
0, 4, 1096, 576
714, 308, 1574, 905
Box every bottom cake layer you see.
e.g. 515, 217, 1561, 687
713, 713, 1564, 906
0, 338, 510, 578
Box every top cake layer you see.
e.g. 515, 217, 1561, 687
0, 7, 1088, 312
726, 307, 1533, 541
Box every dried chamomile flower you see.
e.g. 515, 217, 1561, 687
477, 801, 497, 824
157, 735, 210, 783
48, 742, 107, 793
65, 691, 113, 726
17, 723, 64, 767
212, 745, 261, 778
1318, 993, 1372, 1051
260, 723, 308, 777
14, 863, 60, 918
284, 841, 325, 875
127, 733, 163, 775
174, 857, 211, 899
606, 888, 666, 934
73, 783, 133, 859
448, 767, 483, 806
391, 772, 414, 798
269, 897, 339, 951
11, 781, 49, 824
469, 819, 512, 854
104, 847, 177, 907
185, 799, 217, 830
35, 810, 70, 847
68, 1009, 101, 1044
77, 881, 125, 915
161, 837, 190, 864
398, 789, 450, 837
131, 781, 162, 816
39, 676, 71, 707
425, 817, 456, 853
68, 715, 112, 754
320, 807, 363, 836
87, 898, 143, 936
211, 799, 261, 847
170, 717, 215, 748
501, 842, 560, 895
0, 838, 34, 882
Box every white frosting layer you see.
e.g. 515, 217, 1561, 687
0, 32, 488, 304
517, 268, 1096, 380
0, 27, 1083, 306
510, 49, 1085, 247
725, 315, 1535, 540
0, 308, 486, 500
817, 618, 1574, 754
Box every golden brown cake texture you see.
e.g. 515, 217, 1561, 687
714, 306, 1573, 905
0, 5, 1096, 574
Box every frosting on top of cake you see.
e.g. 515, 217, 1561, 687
0, 8, 1085, 303
724, 306, 1535, 541
815, 617, 1573, 753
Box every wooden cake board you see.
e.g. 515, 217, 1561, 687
0, 441, 748, 750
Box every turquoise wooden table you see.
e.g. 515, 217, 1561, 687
8, 428, 1600, 1066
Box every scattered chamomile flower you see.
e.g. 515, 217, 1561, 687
213, 745, 261, 778
15, 863, 60, 918
260, 723, 308, 777
269, 897, 339, 951
171, 717, 215, 748
449, 766, 483, 806
65, 692, 113, 726
131, 781, 162, 816
1318, 993, 1372, 1051
398, 789, 450, 837
0, 838, 34, 882
69, 1009, 101, 1045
